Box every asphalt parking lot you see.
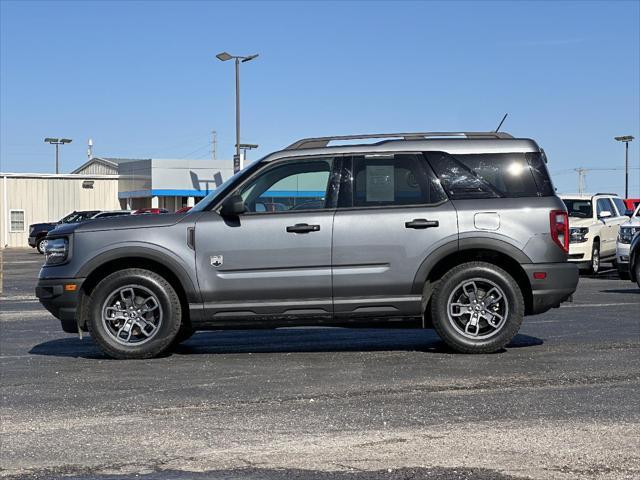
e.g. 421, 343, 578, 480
1, 248, 639, 480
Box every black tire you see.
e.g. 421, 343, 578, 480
430, 261, 524, 354
171, 324, 195, 347
618, 269, 630, 280
87, 268, 182, 359
36, 237, 47, 254
587, 242, 600, 275
636, 262, 640, 289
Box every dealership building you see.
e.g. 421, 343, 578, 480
1, 157, 233, 248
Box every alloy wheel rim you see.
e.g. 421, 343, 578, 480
446, 278, 509, 340
101, 285, 163, 346
592, 250, 599, 273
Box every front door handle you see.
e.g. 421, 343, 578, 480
286, 223, 320, 234
405, 219, 439, 229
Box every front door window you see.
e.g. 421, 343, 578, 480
237, 158, 335, 213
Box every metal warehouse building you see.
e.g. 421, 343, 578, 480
1, 173, 121, 248
1, 157, 234, 249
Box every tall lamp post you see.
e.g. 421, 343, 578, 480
615, 135, 635, 198
44, 138, 72, 174
216, 51, 259, 174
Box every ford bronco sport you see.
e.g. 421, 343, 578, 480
36, 131, 579, 359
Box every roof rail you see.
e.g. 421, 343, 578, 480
286, 131, 514, 150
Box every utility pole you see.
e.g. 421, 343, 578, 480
575, 168, 587, 194
211, 130, 217, 161
87, 138, 94, 160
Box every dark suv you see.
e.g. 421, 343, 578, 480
36, 132, 579, 359
28, 211, 100, 253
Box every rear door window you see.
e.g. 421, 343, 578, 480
425, 151, 554, 199
340, 154, 447, 208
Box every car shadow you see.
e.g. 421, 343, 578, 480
28, 329, 544, 359
600, 288, 640, 294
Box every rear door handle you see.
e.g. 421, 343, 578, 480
286, 223, 320, 233
405, 219, 439, 229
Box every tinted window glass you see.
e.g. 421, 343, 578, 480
611, 197, 627, 216
563, 199, 593, 218
61, 211, 100, 223
596, 198, 615, 217
426, 152, 553, 199
238, 158, 333, 213
348, 154, 446, 207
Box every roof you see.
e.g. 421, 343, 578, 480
0, 172, 120, 179
559, 193, 620, 199
262, 136, 542, 163
71, 157, 151, 174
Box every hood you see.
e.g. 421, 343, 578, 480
73, 213, 187, 233
29, 222, 58, 231
567, 217, 594, 228
621, 216, 640, 228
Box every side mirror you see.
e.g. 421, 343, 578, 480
599, 210, 612, 219
625, 209, 634, 217
220, 195, 245, 216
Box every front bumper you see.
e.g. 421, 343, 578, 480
616, 242, 630, 270
522, 262, 579, 315
567, 240, 591, 262
35, 278, 85, 332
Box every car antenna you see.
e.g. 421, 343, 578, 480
494, 113, 508, 132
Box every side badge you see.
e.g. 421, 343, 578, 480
210, 255, 223, 267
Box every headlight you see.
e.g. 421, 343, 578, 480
44, 237, 69, 265
569, 227, 589, 243
618, 226, 640, 244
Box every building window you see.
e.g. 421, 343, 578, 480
9, 210, 25, 232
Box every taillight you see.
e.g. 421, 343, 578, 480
550, 209, 569, 253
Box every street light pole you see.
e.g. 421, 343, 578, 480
216, 51, 259, 174
615, 135, 635, 198
44, 138, 73, 174
235, 57, 241, 172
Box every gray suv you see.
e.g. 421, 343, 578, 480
36, 132, 579, 359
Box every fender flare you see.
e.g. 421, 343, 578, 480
412, 237, 532, 294
77, 245, 200, 303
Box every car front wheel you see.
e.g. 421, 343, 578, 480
430, 262, 524, 354
588, 244, 600, 275
87, 268, 182, 359
36, 237, 47, 254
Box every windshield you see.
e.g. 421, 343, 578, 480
190, 160, 263, 212
563, 199, 593, 219
60, 211, 99, 223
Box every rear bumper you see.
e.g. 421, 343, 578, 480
35, 278, 85, 331
28, 236, 37, 247
522, 262, 579, 315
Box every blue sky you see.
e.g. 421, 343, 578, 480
1, 0, 639, 195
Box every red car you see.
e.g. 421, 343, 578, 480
624, 198, 640, 212
132, 208, 169, 215
175, 206, 192, 214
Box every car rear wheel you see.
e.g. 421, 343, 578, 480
430, 262, 524, 354
36, 237, 47, 254
87, 269, 181, 359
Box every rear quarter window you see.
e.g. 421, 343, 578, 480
425, 151, 554, 199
